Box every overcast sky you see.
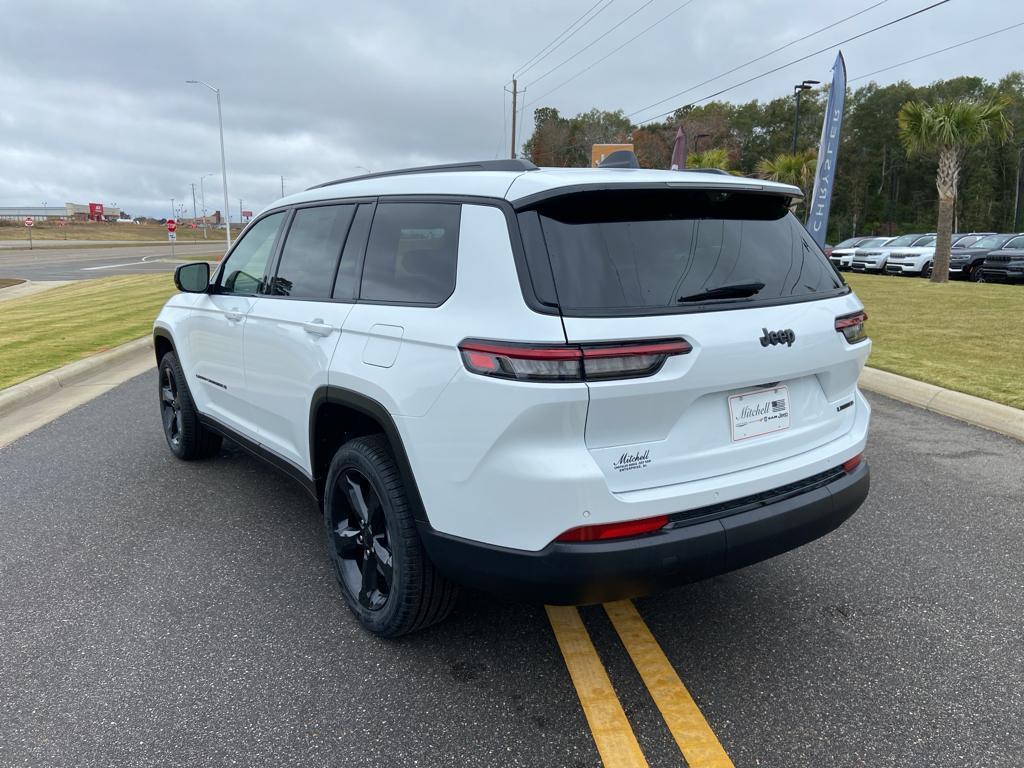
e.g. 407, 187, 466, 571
0, 0, 1018, 218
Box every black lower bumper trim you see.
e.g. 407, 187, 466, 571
418, 462, 869, 605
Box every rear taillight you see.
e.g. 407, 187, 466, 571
835, 311, 868, 344
458, 338, 691, 382
555, 514, 669, 543
842, 452, 863, 473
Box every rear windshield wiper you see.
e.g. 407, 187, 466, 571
677, 282, 765, 303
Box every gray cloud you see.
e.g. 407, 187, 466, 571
0, 0, 1016, 217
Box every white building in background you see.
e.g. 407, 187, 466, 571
0, 202, 124, 222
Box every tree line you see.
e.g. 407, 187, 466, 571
523, 72, 1024, 243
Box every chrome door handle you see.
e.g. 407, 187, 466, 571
224, 310, 244, 322
302, 319, 333, 337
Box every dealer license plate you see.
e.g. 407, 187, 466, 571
728, 386, 791, 442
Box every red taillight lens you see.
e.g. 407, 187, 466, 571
458, 339, 691, 383
555, 515, 669, 543
842, 452, 863, 473
835, 311, 868, 343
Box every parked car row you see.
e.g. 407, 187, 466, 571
826, 233, 1024, 283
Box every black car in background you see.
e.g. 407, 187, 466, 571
949, 233, 1024, 281
981, 234, 1024, 283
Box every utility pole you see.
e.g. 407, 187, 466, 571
281, 176, 285, 197
507, 79, 524, 159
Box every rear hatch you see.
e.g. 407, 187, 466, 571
515, 187, 868, 493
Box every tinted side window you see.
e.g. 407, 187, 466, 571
218, 212, 285, 295
271, 205, 355, 299
334, 204, 374, 300
360, 203, 461, 304
1006, 236, 1024, 249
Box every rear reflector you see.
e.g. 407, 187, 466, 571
555, 515, 669, 543
835, 311, 868, 343
842, 453, 863, 473
459, 338, 691, 382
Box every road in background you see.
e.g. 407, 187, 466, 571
0, 379, 1021, 767
0, 242, 222, 281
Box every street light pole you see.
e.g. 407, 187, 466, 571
200, 173, 213, 240
791, 80, 820, 155
187, 79, 231, 248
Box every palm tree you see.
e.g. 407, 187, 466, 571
687, 148, 732, 172
755, 150, 817, 207
897, 97, 1013, 283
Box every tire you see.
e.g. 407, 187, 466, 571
324, 435, 457, 637
922, 262, 933, 278
971, 264, 985, 283
158, 351, 222, 460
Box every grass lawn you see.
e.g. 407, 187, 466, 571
846, 273, 1024, 409
0, 275, 175, 389
0, 221, 214, 243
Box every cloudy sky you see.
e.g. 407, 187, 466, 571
0, 0, 1018, 218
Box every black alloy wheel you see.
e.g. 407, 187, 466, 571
160, 363, 184, 450
323, 435, 457, 636
971, 264, 985, 283
157, 350, 222, 460
330, 468, 394, 611
923, 262, 933, 278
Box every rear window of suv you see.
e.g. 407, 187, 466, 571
517, 189, 844, 315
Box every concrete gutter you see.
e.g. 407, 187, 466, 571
0, 336, 153, 417
859, 367, 1024, 442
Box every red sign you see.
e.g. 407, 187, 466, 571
24, 217, 34, 227
166, 219, 177, 233
88, 202, 104, 221
241, 210, 253, 218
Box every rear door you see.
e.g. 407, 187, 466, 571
242, 202, 368, 471
517, 187, 870, 493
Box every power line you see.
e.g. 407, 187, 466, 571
850, 20, 1024, 82
524, 0, 657, 88
627, 0, 890, 119
514, 0, 612, 79
636, 0, 953, 124
528, 0, 700, 108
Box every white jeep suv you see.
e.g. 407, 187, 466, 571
154, 159, 872, 636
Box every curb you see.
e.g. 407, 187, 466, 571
0, 336, 153, 417
859, 367, 1024, 442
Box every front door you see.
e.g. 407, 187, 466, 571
184, 211, 286, 440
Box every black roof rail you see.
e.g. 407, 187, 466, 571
308, 159, 539, 190
686, 168, 731, 175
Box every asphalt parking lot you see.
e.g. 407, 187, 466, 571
0, 242, 222, 281
1, 375, 1021, 767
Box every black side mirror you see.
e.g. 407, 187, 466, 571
174, 262, 210, 293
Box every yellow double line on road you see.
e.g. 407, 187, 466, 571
546, 601, 733, 768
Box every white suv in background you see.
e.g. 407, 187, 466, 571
153, 159, 872, 636
885, 233, 994, 276
851, 233, 934, 273
830, 236, 892, 270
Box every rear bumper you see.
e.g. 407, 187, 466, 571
418, 461, 870, 605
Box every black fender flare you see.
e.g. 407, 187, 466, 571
309, 386, 430, 523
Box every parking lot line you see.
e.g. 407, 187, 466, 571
545, 605, 650, 768
605, 600, 734, 768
